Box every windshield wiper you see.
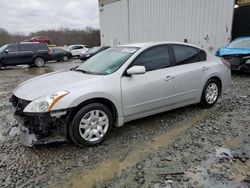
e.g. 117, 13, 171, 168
74, 69, 107, 75
70, 66, 79, 71
74, 69, 90, 74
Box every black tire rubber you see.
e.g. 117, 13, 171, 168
69, 103, 113, 147
200, 78, 221, 108
34, 57, 45, 67
0, 61, 2, 69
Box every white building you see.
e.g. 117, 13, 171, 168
98, 0, 250, 53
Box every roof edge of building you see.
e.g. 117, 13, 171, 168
99, 0, 121, 6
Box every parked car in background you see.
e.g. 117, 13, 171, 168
11, 42, 231, 147
67, 44, 88, 57
216, 37, 250, 72
50, 48, 72, 62
0, 42, 51, 68
25, 36, 51, 44
79, 46, 110, 61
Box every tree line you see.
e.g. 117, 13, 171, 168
0, 27, 100, 47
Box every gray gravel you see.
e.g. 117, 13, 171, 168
0, 62, 249, 188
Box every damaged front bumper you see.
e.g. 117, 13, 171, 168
10, 95, 71, 146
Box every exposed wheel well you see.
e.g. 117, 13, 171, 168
208, 76, 222, 95
68, 98, 118, 126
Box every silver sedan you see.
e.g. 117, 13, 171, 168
11, 42, 231, 146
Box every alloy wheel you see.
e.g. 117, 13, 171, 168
205, 83, 219, 104
79, 110, 109, 142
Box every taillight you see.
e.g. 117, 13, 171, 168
221, 58, 231, 69
48, 49, 52, 56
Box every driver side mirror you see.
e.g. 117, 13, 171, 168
5, 49, 9, 54
126, 66, 146, 76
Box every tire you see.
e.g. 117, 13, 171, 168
69, 103, 113, 147
34, 57, 45, 67
62, 55, 68, 61
200, 79, 220, 108
0, 61, 2, 69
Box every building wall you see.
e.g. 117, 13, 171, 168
99, 0, 235, 53
99, 0, 129, 46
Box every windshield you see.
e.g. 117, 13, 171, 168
89, 47, 101, 53
0, 44, 8, 52
76, 47, 138, 75
227, 38, 250, 48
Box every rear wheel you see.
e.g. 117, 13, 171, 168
200, 79, 220, 108
0, 61, 2, 69
69, 103, 113, 146
34, 57, 45, 67
63, 55, 68, 61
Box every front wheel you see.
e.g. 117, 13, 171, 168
69, 103, 113, 146
34, 57, 45, 67
200, 79, 220, 108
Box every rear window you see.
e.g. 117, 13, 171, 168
172, 45, 206, 66
227, 38, 250, 48
34, 44, 48, 51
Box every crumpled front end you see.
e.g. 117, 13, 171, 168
216, 48, 250, 72
10, 95, 70, 146
223, 56, 250, 71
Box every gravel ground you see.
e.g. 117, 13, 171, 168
0, 62, 249, 188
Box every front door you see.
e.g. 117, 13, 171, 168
121, 45, 175, 117
2, 45, 20, 65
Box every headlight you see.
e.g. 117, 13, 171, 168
23, 91, 69, 113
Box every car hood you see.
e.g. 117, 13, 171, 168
217, 47, 250, 57
13, 70, 103, 101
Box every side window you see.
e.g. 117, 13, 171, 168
20, 44, 32, 51
77, 46, 84, 49
132, 45, 171, 71
172, 45, 206, 66
198, 50, 207, 61
55, 49, 63, 53
7, 45, 19, 52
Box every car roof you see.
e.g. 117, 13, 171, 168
121, 41, 203, 50
234, 36, 250, 41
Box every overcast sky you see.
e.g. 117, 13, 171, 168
0, 0, 100, 34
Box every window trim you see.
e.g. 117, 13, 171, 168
170, 44, 207, 66
123, 44, 174, 76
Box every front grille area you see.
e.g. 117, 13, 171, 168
10, 95, 31, 115
10, 95, 68, 140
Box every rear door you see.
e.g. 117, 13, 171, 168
19, 44, 34, 64
169, 44, 208, 102
121, 45, 176, 117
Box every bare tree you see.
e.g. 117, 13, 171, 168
0, 27, 100, 47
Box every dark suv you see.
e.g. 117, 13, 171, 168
0, 43, 51, 68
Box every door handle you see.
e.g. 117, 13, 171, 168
164, 76, 174, 81
202, 66, 209, 71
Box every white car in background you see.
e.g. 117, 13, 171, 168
67, 44, 89, 57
